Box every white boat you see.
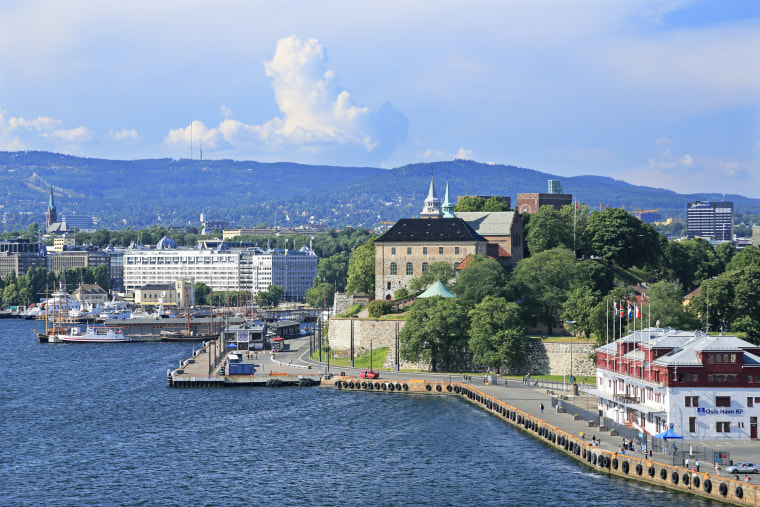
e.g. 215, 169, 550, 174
58, 326, 130, 343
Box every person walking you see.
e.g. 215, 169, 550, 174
540, 403, 544, 414
695, 459, 699, 472
715, 463, 721, 476
685, 457, 689, 469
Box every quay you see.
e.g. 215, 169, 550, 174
169, 335, 759, 505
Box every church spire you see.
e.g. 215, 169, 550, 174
420, 172, 442, 219
45, 184, 58, 228
442, 180, 455, 218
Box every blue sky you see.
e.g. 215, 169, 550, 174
1, 0, 758, 197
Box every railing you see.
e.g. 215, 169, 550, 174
552, 396, 600, 426
601, 416, 649, 451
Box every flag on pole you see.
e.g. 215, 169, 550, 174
620, 302, 625, 318
627, 304, 632, 319
636, 304, 641, 318
613, 302, 617, 314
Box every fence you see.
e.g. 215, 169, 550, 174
552, 396, 600, 426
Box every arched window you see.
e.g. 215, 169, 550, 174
390, 262, 397, 275
422, 262, 429, 273
406, 262, 413, 275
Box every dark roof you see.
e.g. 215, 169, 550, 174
374, 218, 485, 243
137, 284, 175, 291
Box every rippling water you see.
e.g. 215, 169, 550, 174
1, 319, 721, 506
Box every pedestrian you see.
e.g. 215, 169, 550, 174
746, 475, 751, 483
685, 457, 689, 469
695, 459, 699, 472
540, 403, 544, 414
715, 463, 721, 476
648, 449, 652, 459
504, 379, 508, 388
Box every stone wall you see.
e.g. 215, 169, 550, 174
328, 317, 596, 375
521, 340, 596, 377
328, 318, 430, 370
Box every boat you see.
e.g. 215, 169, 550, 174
58, 326, 131, 343
159, 329, 217, 342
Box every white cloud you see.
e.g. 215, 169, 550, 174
163, 35, 407, 161
108, 128, 139, 141
43, 126, 95, 143
220, 105, 233, 119
8, 115, 62, 132
455, 148, 473, 160
654, 137, 672, 146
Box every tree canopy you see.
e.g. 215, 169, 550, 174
468, 296, 525, 372
345, 237, 376, 295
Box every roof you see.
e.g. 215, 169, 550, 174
454, 212, 516, 236
374, 218, 485, 243
417, 280, 457, 298
136, 284, 175, 291
455, 254, 476, 271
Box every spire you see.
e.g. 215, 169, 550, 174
442, 180, 455, 218
46, 184, 58, 228
420, 172, 442, 219
47, 185, 56, 211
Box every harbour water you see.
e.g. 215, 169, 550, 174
1, 319, 721, 506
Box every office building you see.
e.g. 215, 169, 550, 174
687, 201, 733, 241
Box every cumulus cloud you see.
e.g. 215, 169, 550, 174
163, 35, 408, 161
43, 126, 95, 143
422, 147, 475, 160
654, 137, 672, 146
455, 148, 473, 160
648, 149, 695, 173
108, 128, 139, 141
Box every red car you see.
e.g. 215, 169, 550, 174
360, 370, 379, 379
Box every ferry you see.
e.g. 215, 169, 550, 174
58, 326, 131, 343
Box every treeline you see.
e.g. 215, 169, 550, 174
1, 265, 109, 308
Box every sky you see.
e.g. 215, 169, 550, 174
1, 0, 759, 197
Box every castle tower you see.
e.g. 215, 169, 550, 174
45, 185, 57, 228
420, 174, 442, 219
441, 180, 455, 218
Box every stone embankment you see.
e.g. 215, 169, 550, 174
323, 377, 757, 506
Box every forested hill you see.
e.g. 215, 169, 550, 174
1, 151, 759, 231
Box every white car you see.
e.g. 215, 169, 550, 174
725, 462, 759, 474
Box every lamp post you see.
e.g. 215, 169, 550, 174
566, 321, 577, 387
370, 336, 373, 373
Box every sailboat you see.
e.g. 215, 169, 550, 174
160, 285, 217, 342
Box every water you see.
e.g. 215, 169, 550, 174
1, 319, 721, 506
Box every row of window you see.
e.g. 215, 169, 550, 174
688, 418, 732, 433
708, 353, 738, 363
390, 246, 461, 256
685, 396, 733, 408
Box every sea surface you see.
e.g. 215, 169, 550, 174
1, 319, 722, 506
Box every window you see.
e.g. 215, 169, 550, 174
391, 247, 396, 255
422, 247, 428, 255
439, 247, 444, 255
390, 262, 397, 275
748, 397, 754, 408
387, 282, 391, 290
422, 262, 428, 273
455, 247, 460, 255
406, 262, 413, 275
407, 247, 412, 255
716, 396, 731, 407
685, 396, 699, 407
716, 422, 731, 433
689, 417, 696, 433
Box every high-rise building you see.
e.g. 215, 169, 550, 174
687, 201, 733, 241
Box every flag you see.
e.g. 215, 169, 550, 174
627, 305, 632, 319
613, 302, 617, 314
636, 304, 641, 318
620, 303, 625, 318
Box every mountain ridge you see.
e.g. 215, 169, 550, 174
1, 151, 757, 231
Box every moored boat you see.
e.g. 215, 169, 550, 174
58, 326, 130, 343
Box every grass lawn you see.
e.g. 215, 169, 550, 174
311, 346, 389, 370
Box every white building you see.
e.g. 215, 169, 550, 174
122, 237, 317, 302
594, 328, 760, 441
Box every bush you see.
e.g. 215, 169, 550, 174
367, 300, 393, 318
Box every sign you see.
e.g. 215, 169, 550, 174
697, 408, 744, 416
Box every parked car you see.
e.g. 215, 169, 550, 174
360, 370, 379, 379
725, 462, 759, 474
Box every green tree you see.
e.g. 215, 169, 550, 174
726, 245, 760, 272
305, 281, 334, 308
345, 237, 375, 295
408, 261, 456, 293
561, 286, 601, 338
394, 287, 410, 299
525, 205, 572, 255
647, 281, 698, 330
317, 252, 350, 291
453, 196, 487, 212
468, 296, 525, 373
194, 282, 211, 306
583, 207, 661, 268
255, 284, 285, 308
482, 196, 511, 211
367, 299, 392, 317
399, 297, 470, 372
452, 256, 507, 307
511, 247, 576, 334
93, 264, 110, 292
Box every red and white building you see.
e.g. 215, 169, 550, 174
594, 328, 760, 441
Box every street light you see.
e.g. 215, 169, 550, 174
566, 321, 577, 390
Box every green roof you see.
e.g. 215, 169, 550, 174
417, 280, 457, 298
